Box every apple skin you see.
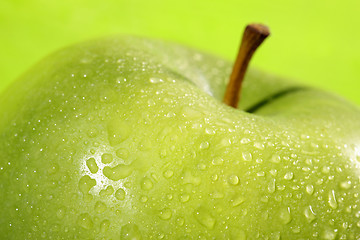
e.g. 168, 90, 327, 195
1, 37, 360, 239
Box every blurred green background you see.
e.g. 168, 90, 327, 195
1, 0, 360, 104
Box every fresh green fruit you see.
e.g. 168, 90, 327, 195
1, 36, 360, 239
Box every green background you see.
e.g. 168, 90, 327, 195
1, 0, 360, 105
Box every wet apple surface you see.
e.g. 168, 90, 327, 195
1, 36, 360, 239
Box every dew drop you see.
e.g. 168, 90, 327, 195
163, 170, 174, 179
284, 172, 294, 180
231, 195, 245, 207
101, 153, 113, 164
140, 196, 148, 203
268, 179, 276, 193
340, 181, 351, 190
182, 107, 202, 119
95, 201, 107, 213
182, 171, 201, 185
141, 177, 153, 190
279, 207, 292, 224
254, 142, 264, 150
116, 148, 129, 159
86, 158, 98, 174
210, 191, 224, 199
100, 219, 110, 233
180, 193, 190, 203
107, 119, 130, 146
149, 77, 164, 83
120, 223, 142, 240
99, 186, 114, 196
115, 188, 126, 200
56, 207, 66, 219
159, 208, 172, 220
87, 129, 97, 138
103, 164, 133, 181
79, 175, 96, 194
304, 205, 316, 223
212, 157, 224, 165
147, 99, 156, 106
270, 154, 281, 163
205, 128, 215, 135
176, 217, 185, 226
47, 163, 59, 174
194, 207, 216, 229
200, 141, 210, 150
306, 184, 314, 195
321, 228, 337, 240
77, 213, 93, 230
242, 152, 252, 161
228, 175, 240, 185
328, 190, 338, 209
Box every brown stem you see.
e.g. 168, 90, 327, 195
223, 24, 270, 108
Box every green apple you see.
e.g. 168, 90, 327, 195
1, 28, 360, 239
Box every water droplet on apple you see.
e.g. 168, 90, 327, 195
176, 217, 185, 226
77, 213, 93, 230
99, 185, 114, 196
210, 191, 224, 199
140, 196, 148, 203
231, 195, 245, 207
304, 205, 316, 222
228, 175, 240, 185
47, 163, 59, 174
242, 152, 252, 161
212, 157, 224, 165
328, 190, 338, 209
147, 99, 156, 106
292, 226, 301, 234
79, 175, 96, 194
322, 166, 330, 174
56, 207, 66, 219
279, 207, 292, 224
94, 201, 107, 213
267, 179, 276, 193
284, 172, 294, 180
270, 154, 281, 163
182, 171, 201, 185
254, 142, 264, 150
205, 128, 215, 135
340, 181, 352, 190
100, 219, 110, 233
194, 207, 216, 229
321, 228, 337, 240
116, 148, 129, 159
200, 141, 210, 150
101, 153, 113, 164
86, 158, 98, 173
107, 119, 130, 146
115, 188, 126, 200
103, 164, 133, 181
149, 77, 164, 84
141, 177, 153, 190
180, 193, 190, 203
306, 184, 314, 195
163, 170, 174, 178
181, 107, 202, 119
120, 223, 142, 240
159, 208, 172, 220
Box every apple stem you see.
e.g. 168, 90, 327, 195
223, 24, 270, 108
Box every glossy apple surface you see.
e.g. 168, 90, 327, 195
1, 37, 360, 239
